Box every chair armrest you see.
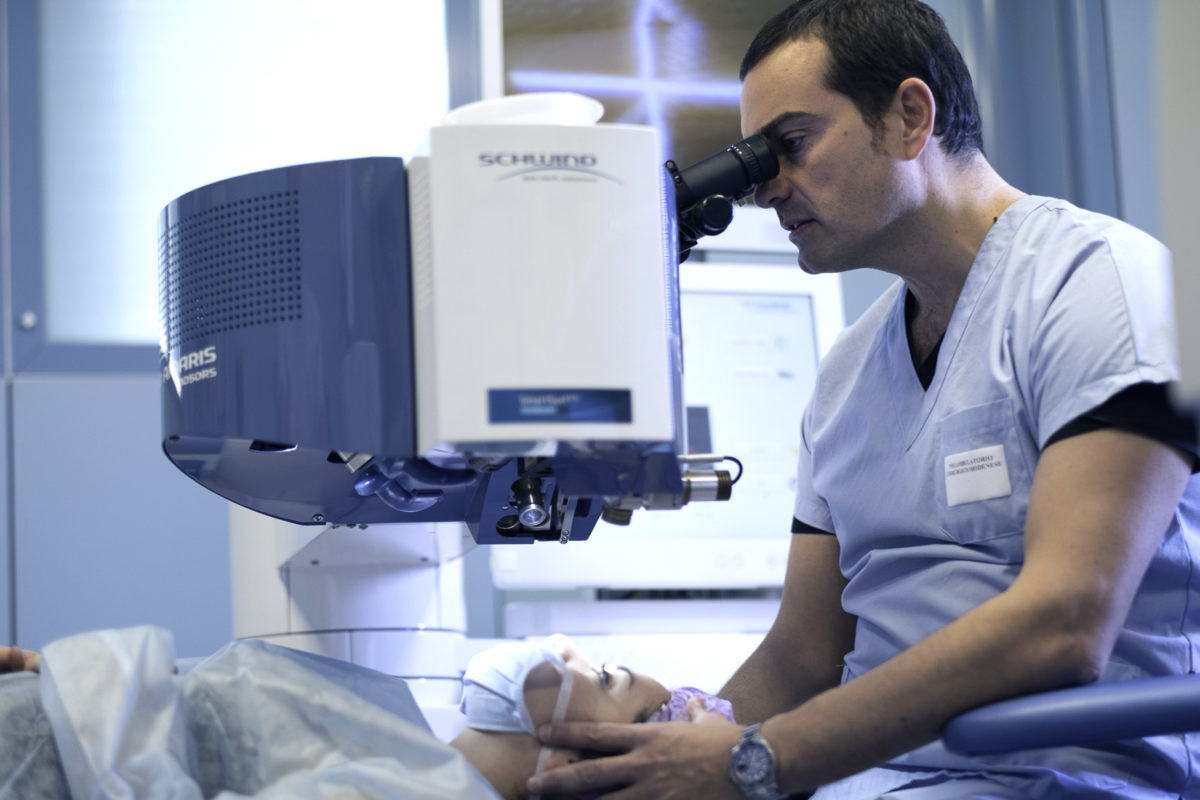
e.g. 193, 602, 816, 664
942, 675, 1200, 755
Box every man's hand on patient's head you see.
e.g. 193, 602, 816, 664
529, 718, 744, 800
1, 645, 40, 673
686, 695, 737, 727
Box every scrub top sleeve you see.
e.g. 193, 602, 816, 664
793, 403, 835, 533
1027, 224, 1178, 450
1045, 382, 1200, 470
792, 517, 835, 535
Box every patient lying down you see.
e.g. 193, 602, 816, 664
451, 635, 735, 799
2, 632, 732, 800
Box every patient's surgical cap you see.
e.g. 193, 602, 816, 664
460, 641, 568, 735
647, 686, 735, 724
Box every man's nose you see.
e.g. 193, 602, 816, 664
754, 173, 786, 208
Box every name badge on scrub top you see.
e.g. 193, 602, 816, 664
944, 444, 1012, 506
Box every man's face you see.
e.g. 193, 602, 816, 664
740, 37, 908, 274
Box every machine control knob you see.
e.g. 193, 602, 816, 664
694, 195, 735, 235
683, 470, 733, 503
601, 505, 634, 526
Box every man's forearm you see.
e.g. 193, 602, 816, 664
721, 635, 842, 725
720, 535, 855, 725
760, 580, 1104, 792
720, 645, 780, 725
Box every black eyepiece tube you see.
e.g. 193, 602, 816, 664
666, 134, 779, 213
666, 134, 779, 261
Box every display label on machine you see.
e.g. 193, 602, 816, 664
165, 345, 219, 388
489, 389, 632, 424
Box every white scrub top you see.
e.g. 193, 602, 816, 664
794, 196, 1200, 798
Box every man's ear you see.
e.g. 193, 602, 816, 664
893, 77, 936, 160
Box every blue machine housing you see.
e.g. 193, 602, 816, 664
159, 157, 683, 543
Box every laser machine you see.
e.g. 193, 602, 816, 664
158, 94, 780, 735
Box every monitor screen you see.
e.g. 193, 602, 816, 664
491, 259, 843, 589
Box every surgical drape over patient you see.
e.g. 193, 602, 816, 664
35, 627, 500, 799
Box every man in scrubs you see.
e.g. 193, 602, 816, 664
529, 1, 1200, 798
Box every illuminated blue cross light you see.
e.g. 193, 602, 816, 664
506, 0, 742, 153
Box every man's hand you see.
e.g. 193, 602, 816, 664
1, 645, 40, 673
529, 702, 744, 800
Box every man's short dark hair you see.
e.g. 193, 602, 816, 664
740, 0, 984, 158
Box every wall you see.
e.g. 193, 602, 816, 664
10, 375, 232, 656
1158, 0, 1200, 405
1, 385, 10, 646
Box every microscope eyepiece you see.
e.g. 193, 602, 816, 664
667, 133, 778, 212
666, 134, 779, 261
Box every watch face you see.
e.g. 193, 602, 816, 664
730, 726, 779, 799
733, 739, 772, 782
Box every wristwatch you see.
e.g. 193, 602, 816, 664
728, 722, 785, 800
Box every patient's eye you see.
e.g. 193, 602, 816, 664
598, 665, 613, 688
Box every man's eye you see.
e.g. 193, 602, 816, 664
598, 666, 613, 687
781, 134, 806, 152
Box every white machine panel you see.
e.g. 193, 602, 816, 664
411, 121, 679, 456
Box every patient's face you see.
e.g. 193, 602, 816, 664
523, 637, 669, 726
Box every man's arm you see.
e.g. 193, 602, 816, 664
720, 533, 855, 724
764, 428, 1191, 791
528, 428, 1191, 799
